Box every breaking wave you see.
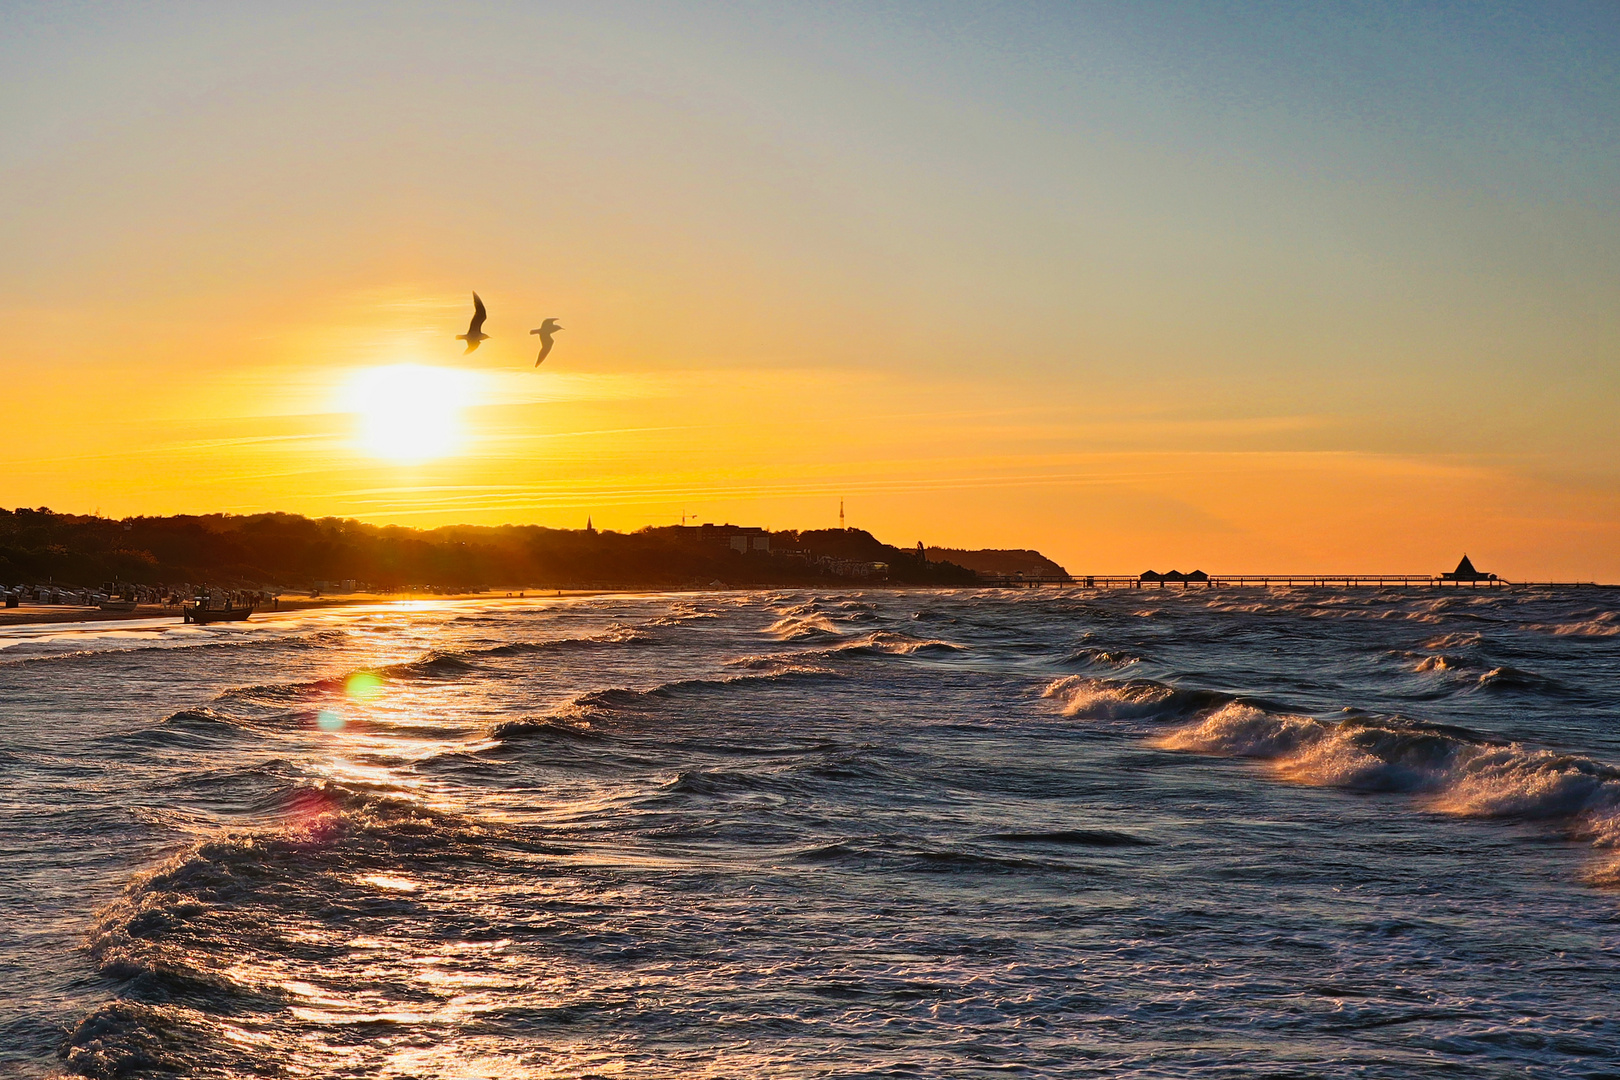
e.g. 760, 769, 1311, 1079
1042, 674, 1232, 722
1046, 672, 1620, 881
1475, 665, 1562, 692
767, 614, 843, 641
728, 631, 963, 671
1522, 611, 1619, 638
1421, 631, 1485, 650
1158, 700, 1620, 840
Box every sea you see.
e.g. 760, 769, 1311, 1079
2, 587, 1619, 1078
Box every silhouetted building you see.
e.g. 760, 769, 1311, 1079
1442, 554, 1494, 582
670, 523, 771, 553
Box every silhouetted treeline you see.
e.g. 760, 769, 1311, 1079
0, 508, 996, 590
924, 547, 1069, 578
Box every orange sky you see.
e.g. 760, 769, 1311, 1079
3, 6, 1617, 578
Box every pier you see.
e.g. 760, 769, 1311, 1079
979, 573, 1607, 590
978, 554, 1609, 590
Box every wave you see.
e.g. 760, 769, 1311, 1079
840, 631, 961, 656
729, 631, 962, 672
64, 773, 543, 1075
484, 717, 605, 745
0, 625, 352, 669
1421, 631, 1485, 650
217, 647, 484, 705
767, 614, 843, 641
109, 705, 418, 750
215, 627, 664, 707
1400, 653, 1562, 696
659, 767, 802, 799
216, 676, 342, 705
610, 668, 840, 704
771, 596, 875, 615
442, 625, 661, 661
792, 752, 900, 784
1151, 698, 1620, 871
989, 829, 1155, 847
1063, 646, 1147, 669
1522, 611, 1619, 638
377, 649, 477, 679
787, 841, 1080, 874
104, 706, 268, 748
1476, 665, 1562, 693
645, 605, 722, 626
1042, 674, 1232, 722
60, 1001, 203, 1078
765, 598, 888, 640
489, 667, 843, 742
1049, 671, 1620, 881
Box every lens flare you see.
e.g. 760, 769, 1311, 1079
316, 709, 345, 731
345, 671, 384, 703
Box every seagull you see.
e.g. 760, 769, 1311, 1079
530, 319, 563, 367
457, 293, 489, 352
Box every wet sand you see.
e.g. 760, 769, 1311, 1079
0, 592, 558, 628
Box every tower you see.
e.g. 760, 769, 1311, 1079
839, 499, 845, 531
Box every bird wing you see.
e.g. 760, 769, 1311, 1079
535, 339, 554, 367
467, 293, 487, 335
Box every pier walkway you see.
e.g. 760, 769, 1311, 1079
979, 574, 1607, 590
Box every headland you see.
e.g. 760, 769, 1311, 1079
0, 509, 1042, 625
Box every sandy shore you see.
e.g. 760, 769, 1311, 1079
0, 592, 564, 629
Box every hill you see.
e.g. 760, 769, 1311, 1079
0, 509, 1060, 592
924, 547, 1069, 579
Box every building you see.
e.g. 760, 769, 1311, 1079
1441, 555, 1494, 582
683, 523, 771, 554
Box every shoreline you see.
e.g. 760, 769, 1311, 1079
5, 579, 1610, 629
0, 591, 575, 629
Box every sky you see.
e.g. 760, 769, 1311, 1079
2, 1, 1616, 577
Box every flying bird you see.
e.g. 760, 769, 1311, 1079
531, 319, 563, 367
457, 293, 489, 352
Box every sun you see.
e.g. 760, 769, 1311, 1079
344, 364, 476, 463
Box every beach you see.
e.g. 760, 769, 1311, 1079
0, 591, 563, 628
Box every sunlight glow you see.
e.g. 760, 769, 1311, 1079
344, 365, 477, 463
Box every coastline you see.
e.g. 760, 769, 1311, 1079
0, 591, 570, 629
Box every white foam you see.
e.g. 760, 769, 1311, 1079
1154, 702, 1326, 758
1523, 612, 1619, 638
1043, 676, 1184, 720
1155, 702, 1620, 863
